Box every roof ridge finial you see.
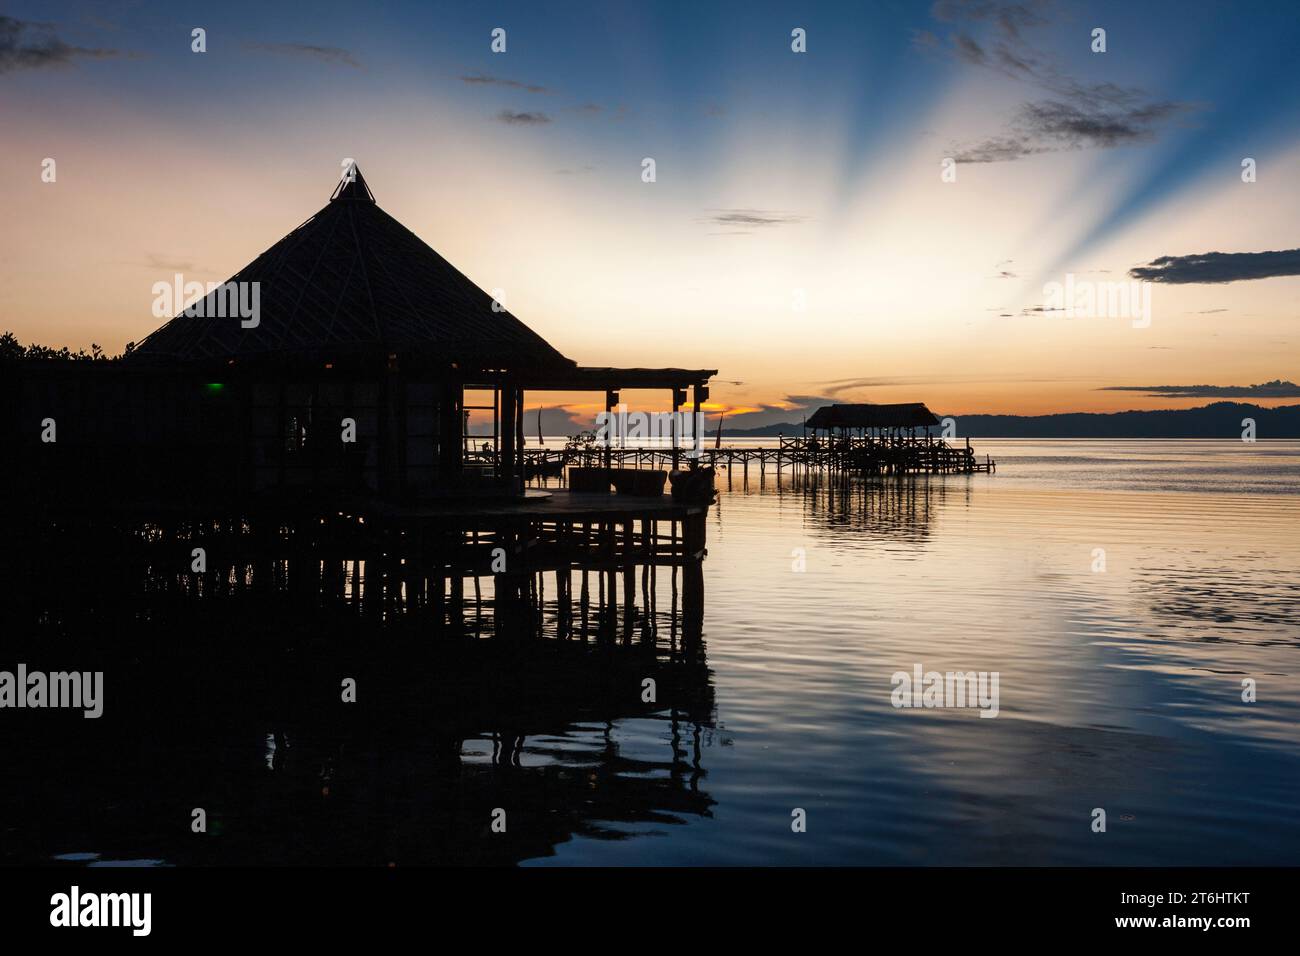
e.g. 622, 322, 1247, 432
331, 162, 375, 202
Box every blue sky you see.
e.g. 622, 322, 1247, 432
4, 1, 1299, 419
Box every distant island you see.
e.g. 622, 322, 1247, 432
710, 403, 1300, 439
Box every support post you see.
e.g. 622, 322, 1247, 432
691, 383, 706, 463
516, 386, 526, 491
500, 381, 517, 490
671, 388, 681, 471
604, 389, 617, 472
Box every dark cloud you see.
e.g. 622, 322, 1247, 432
1022, 98, 1183, 145
1100, 380, 1300, 398
928, 2, 1192, 162
953, 33, 986, 64
495, 110, 552, 125
460, 72, 548, 94
1129, 249, 1300, 284
244, 42, 360, 68
932, 0, 1052, 40
954, 135, 1047, 163
955, 97, 1188, 162
0, 15, 118, 73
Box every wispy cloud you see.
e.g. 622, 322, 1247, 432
701, 209, 807, 234
928, 2, 1192, 162
822, 377, 942, 396
956, 98, 1188, 162
932, 0, 1051, 41
460, 72, 549, 94
143, 253, 210, 274
244, 42, 361, 68
0, 15, 119, 73
1129, 249, 1300, 284
495, 109, 552, 126
1100, 380, 1300, 398
781, 394, 836, 409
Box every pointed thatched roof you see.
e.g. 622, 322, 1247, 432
129, 166, 575, 371
805, 403, 940, 429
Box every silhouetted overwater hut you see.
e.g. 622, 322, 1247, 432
111, 167, 713, 501
804, 402, 941, 437
803, 402, 993, 475
3, 167, 717, 646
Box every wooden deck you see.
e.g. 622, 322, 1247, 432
370, 488, 708, 525
495, 434, 996, 482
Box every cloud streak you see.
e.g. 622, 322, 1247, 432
460, 72, 549, 94
1101, 380, 1300, 398
245, 42, 361, 68
822, 377, 943, 397
702, 209, 807, 230
0, 15, 119, 73
1129, 249, 1300, 284
702, 209, 808, 236
932, 0, 1052, 41
495, 109, 552, 125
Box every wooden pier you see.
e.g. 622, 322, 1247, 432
496, 433, 995, 487
5, 491, 710, 657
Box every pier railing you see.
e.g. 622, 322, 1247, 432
494, 434, 995, 484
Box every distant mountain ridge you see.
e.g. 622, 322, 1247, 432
710, 403, 1300, 439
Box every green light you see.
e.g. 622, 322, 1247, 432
205, 383, 225, 392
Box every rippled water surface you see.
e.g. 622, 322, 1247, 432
7, 440, 1298, 866
533, 440, 1300, 865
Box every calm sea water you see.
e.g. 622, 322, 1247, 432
526, 439, 1300, 865
7, 440, 1298, 867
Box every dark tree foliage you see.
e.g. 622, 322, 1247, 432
0, 331, 134, 362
